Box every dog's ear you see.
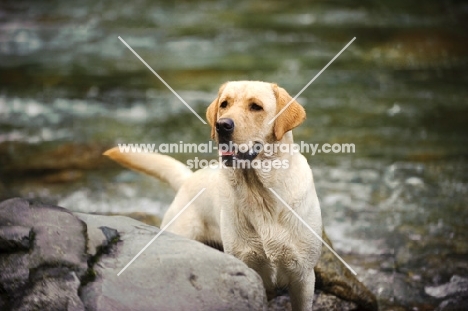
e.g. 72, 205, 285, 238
272, 84, 306, 141
206, 83, 227, 140
206, 98, 218, 140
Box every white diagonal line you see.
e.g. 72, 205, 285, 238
268, 37, 356, 124
117, 188, 206, 276
269, 188, 357, 276
118, 36, 207, 125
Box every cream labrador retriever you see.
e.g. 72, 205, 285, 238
105, 81, 322, 311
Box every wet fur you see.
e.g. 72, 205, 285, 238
104, 81, 322, 311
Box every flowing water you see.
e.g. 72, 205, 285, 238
1, 0, 467, 309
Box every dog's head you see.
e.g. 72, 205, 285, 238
206, 81, 306, 165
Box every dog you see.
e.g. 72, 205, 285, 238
105, 81, 322, 311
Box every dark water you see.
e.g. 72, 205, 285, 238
1, 0, 468, 309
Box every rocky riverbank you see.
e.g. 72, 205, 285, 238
0, 197, 378, 311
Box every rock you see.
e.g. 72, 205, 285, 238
14, 269, 85, 311
313, 291, 357, 311
76, 212, 265, 311
435, 296, 468, 311
106, 211, 162, 227
0, 226, 31, 251
268, 295, 291, 310
114, 212, 378, 310
110, 212, 378, 310
0, 197, 379, 311
425, 275, 468, 299
315, 231, 378, 311
267, 291, 357, 311
0, 197, 265, 311
0, 197, 88, 311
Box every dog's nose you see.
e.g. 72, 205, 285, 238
216, 118, 235, 135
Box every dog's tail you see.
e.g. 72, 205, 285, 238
103, 147, 193, 191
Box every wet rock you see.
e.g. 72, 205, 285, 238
105, 212, 378, 310
425, 275, 468, 299
0, 226, 31, 251
267, 291, 357, 311
313, 292, 357, 311
315, 231, 378, 311
0, 197, 87, 311
0, 197, 265, 311
85, 221, 112, 257
76, 212, 265, 311
0, 197, 379, 311
14, 268, 85, 311
435, 296, 468, 311
268, 295, 292, 310
391, 273, 432, 307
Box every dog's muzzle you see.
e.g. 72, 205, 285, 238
215, 118, 263, 167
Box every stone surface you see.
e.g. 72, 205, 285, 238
0, 197, 381, 311
435, 296, 468, 311
0, 197, 87, 311
76, 212, 266, 311
267, 291, 357, 311
0, 198, 265, 311
118, 212, 379, 310
0, 226, 31, 251
425, 275, 468, 299
424, 275, 468, 311
315, 231, 378, 311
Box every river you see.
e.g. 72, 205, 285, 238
1, 0, 467, 309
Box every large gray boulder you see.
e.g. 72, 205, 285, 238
76, 212, 266, 311
0, 197, 265, 311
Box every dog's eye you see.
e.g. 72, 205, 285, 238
250, 103, 263, 111
220, 101, 228, 108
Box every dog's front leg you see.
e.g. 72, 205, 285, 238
289, 270, 315, 311
220, 209, 276, 299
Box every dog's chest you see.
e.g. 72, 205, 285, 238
227, 170, 312, 279
232, 213, 305, 287
234, 197, 303, 264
